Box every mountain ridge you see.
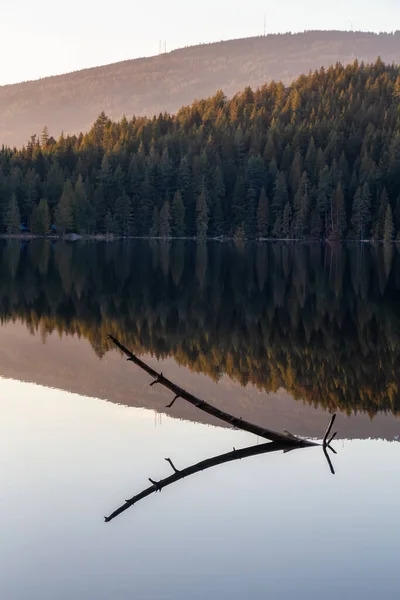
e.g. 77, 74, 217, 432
2, 30, 400, 146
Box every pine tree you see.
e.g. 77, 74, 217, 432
305, 137, 317, 181
45, 162, 64, 209
317, 166, 331, 236
231, 175, 246, 231
4, 194, 20, 234
384, 204, 394, 244
351, 187, 363, 240
210, 166, 225, 237
289, 150, 303, 193
55, 180, 74, 234
29, 199, 51, 235
282, 202, 292, 238
159, 200, 171, 239
196, 189, 209, 241
257, 187, 269, 238
171, 191, 186, 237
74, 175, 91, 234
272, 171, 288, 238
371, 188, 389, 241
293, 172, 309, 239
115, 192, 133, 236
150, 206, 160, 237
245, 186, 256, 238
104, 210, 117, 234
330, 182, 346, 241
40, 125, 50, 148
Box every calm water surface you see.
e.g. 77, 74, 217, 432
1, 240, 400, 599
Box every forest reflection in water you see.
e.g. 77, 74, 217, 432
1, 238, 400, 417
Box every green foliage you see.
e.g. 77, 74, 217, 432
74, 175, 92, 234
30, 198, 51, 235
0, 60, 400, 241
150, 206, 159, 237
159, 200, 171, 239
196, 190, 209, 241
55, 180, 74, 234
5, 194, 20, 234
172, 192, 186, 237
384, 204, 394, 244
257, 187, 269, 238
282, 202, 292, 238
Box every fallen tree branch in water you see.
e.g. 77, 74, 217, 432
323, 414, 337, 448
105, 440, 303, 522
106, 334, 338, 521
108, 334, 318, 447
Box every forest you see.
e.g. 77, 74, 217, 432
2, 60, 400, 241
1, 239, 400, 417
2, 30, 400, 147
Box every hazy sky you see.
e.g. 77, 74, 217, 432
1, 0, 399, 86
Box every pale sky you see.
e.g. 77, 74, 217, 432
1, 0, 399, 86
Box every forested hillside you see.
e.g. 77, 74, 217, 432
2, 60, 400, 241
2, 30, 400, 147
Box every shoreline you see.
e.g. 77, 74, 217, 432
0, 233, 399, 245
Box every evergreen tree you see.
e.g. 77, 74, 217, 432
317, 166, 331, 236
282, 202, 292, 238
196, 189, 209, 241
115, 192, 133, 236
4, 194, 20, 234
372, 188, 389, 241
231, 175, 245, 231
245, 186, 256, 238
384, 204, 394, 244
293, 172, 309, 239
305, 137, 317, 181
45, 162, 64, 209
272, 171, 288, 238
55, 180, 74, 234
74, 175, 91, 234
171, 191, 186, 237
29, 199, 51, 235
104, 210, 117, 234
150, 206, 159, 237
257, 187, 269, 238
210, 166, 225, 236
330, 182, 346, 241
40, 125, 50, 148
159, 200, 171, 239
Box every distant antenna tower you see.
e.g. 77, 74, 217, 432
264, 15, 266, 37
165, 41, 167, 53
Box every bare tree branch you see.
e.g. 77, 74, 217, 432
323, 414, 337, 447
105, 440, 303, 522
165, 458, 179, 473
108, 334, 317, 447
105, 335, 339, 523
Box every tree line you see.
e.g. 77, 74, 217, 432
2, 59, 400, 240
1, 239, 400, 416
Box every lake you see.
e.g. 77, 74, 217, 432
1, 239, 400, 599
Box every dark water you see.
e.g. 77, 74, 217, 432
1, 240, 400, 599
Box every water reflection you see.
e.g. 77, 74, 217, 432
1, 239, 400, 417
1, 379, 399, 600
105, 335, 337, 522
